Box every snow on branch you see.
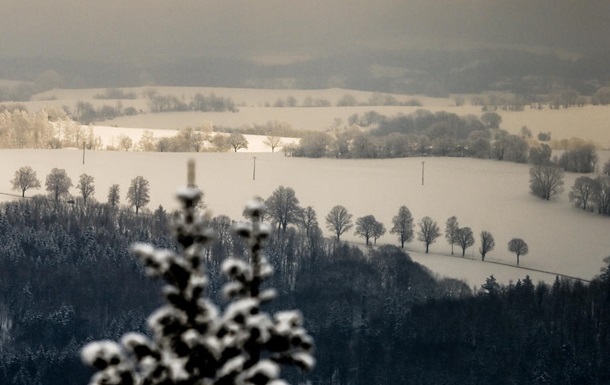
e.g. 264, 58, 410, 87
81, 162, 314, 385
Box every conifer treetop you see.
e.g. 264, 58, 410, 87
81, 161, 314, 385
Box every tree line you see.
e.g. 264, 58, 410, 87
0, 107, 104, 149
1, 186, 610, 384
0, 106, 260, 153
288, 110, 601, 174
11, 171, 533, 266
252, 186, 530, 265
10, 166, 152, 214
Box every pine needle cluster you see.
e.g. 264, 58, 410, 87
81, 167, 314, 385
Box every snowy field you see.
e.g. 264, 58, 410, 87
1, 149, 609, 287
89, 125, 299, 152
4, 86, 610, 287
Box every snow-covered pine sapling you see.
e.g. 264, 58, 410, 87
81, 161, 314, 385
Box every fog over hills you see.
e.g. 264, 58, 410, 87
1, 1, 610, 92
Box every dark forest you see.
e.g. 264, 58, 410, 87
1, 197, 609, 384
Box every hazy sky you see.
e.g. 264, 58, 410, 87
1, 0, 609, 64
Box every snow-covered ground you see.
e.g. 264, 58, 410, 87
4, 86, 610, 287
1, 150, 609, 287
22, 86, 610, 146
90, 125, 299, 152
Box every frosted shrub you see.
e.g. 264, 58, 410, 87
81, 176, 314, 385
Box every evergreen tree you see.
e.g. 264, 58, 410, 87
81, 167, 314, 385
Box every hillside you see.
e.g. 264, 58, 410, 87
13, 86, 610, 148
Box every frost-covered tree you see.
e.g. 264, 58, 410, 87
263, 136, 282, 153
11, 165, 41, 197
81, 163, 314, 385
227, 133, 249, 152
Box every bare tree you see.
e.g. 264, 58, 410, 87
479, 231, 495, 261
265, 186, 301, 232
263, 135, 282, 153
77, 173, 95, 205
593, 176, 610, 215
390, 205, 414, 248
454, 227, 475, 257
372, 221, 386, 245
417, 216, 441, 253
445, 216, 459, 255
11, 166, 41, 197
45, 168, 72, 202
325, 205, 353, 241
355, 215, 379, 246
529, 165, 564, 200
508, 238, 529, 265
127, 176, 150, 214
107, 184, 120, 207
298, 206, 318, 237
227, 133, 249, 152
569, 176, 598, 211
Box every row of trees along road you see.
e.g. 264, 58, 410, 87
262, 185, 528, 265
10, 166, 151, 214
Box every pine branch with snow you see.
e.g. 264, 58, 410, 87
81, 177, 314, 385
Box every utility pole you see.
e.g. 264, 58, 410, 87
421, 161, 425, 186
253, 156, 257, 181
